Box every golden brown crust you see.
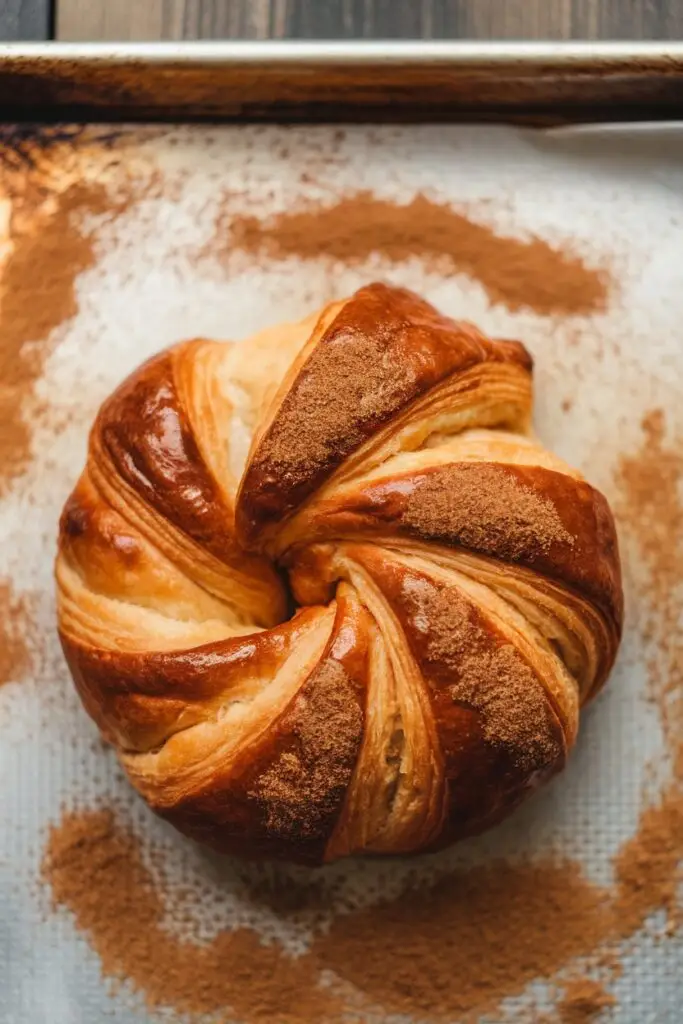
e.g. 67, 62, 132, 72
59, 607, 323, 753
237, 282, 532, 546
126, 589, 371, 865
56, 282, 623, 864
341, 548, 566, 842
284, 461, 623, 631
65, 345, 287, 629
95, 347, 235, 563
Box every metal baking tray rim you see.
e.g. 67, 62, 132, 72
1, 39, 683, 63
0, 40, 681, 127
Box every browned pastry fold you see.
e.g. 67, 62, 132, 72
237, 282, 533, 548
56, 282, 623, 864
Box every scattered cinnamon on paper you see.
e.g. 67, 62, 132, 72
43, 805, 620, 1024
218, 191, 610, 317
311, 856, 613, 1022
42, 808, 336, 1024
0, 181, 113, 496
614, 409, 683, 763
613, 787, 683, 936
0, 579, 35, 686
0, 132, 156, 497
556, 977, 616, 1023
612, 407, 683, 936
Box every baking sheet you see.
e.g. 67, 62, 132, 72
0, 122, 681, 1023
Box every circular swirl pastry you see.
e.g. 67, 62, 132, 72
56, 283, 622, 864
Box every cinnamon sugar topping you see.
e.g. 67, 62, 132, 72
422, 585, 562, 772
259, 331, 408, 485
255, 660, 362, 841
249, 285, 531, 521
451, 646, 562, 773
403, 463, 573, 559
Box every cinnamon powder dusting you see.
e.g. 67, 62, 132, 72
43, 807, 615, 1024
47, 798, 681, 1023
258, 332, 409, 485
42, 809, 336, 1024
255, 660, 362, 841
556, 978, 616, 1023
403, 463, 573, 559
0, 181, 112, 495
0, 138, 154, 497
612, 408, 683, 935
223, 192, 609, 317
451, 646, 562, 773
422, 584, 562, 773
0, 579, 35, 686
313, 859, 612, 1023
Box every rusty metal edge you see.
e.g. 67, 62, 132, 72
0, 41, 681, 123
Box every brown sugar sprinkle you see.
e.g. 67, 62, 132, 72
556, 978, 616, 1023
402, 463, 573, 560
0, 579, 36, 686
254, 660, 362, 841
223, 191, 610, 317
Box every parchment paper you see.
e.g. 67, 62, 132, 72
0, 123, 681, 1023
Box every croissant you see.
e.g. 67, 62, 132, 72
56, 283, 622, 864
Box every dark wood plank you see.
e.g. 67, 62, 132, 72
56, 0, 683, 41
1, 0, 51, 40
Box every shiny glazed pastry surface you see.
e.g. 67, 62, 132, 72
56, 283, 623, 864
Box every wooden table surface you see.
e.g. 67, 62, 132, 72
3, 0, 683, 42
